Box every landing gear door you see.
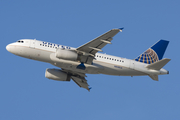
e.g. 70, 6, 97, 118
29, 39, 36, 49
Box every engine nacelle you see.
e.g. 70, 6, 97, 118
55, 48, 78, 61
45, 68, 71, 81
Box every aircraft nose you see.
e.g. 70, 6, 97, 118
6, 44, 11, 52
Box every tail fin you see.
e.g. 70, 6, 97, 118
134, 40, 169, 64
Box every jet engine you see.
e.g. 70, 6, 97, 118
55, 48, 78, 61
45, 68, 71, 81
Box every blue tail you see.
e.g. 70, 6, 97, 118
134, 40, 169, 64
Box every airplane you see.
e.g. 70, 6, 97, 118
6, 28, 170, 91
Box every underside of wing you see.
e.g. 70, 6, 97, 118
62, 69, 90, 91
77, 28, 122, 54
76, 28, 123, 64
71, 76, 90, 91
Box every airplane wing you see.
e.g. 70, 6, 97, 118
62, 69, 90, 91
71, 76, 90, 91
76, 28, 123, 64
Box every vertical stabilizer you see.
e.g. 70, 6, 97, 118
135, 40, 169, 64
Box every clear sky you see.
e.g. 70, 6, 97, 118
1, 0, 180, 120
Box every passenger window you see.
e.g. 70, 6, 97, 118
109, 58, 111, 60
104, 57, 106, 59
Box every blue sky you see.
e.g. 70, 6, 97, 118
1, 0, 180, 120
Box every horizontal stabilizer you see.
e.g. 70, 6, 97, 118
148, 74, 159, 81
146, 58, 171, 70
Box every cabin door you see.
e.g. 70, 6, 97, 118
130, 60, 135, 69
29, 39, 36, 49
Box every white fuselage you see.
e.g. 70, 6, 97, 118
6, 39, 168, 77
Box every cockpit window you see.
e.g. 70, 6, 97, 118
17, 40, 24, 43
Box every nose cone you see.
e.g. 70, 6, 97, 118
6, 44, 11, 52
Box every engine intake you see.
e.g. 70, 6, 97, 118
55, 48, 78, 61
45, 68, 71, 81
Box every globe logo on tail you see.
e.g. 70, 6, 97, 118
135, 48, 159, 64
